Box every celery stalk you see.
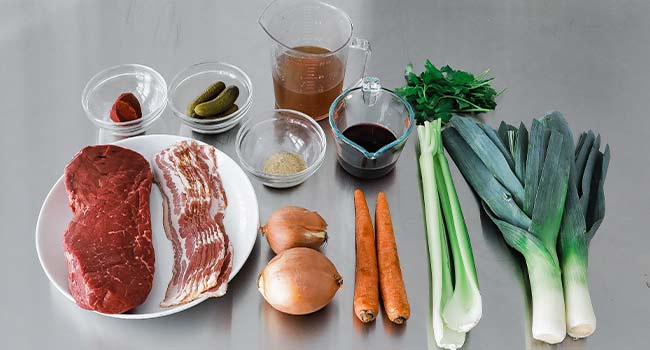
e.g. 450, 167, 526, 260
418, 121, 465, 349
431, 122, 482, 332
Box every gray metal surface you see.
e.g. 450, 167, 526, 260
1, 0, 648, 349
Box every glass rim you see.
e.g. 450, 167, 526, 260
81, 63, 168, 127
258, 0, 354, 57
166, 61, 254, 124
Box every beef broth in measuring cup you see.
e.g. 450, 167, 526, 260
329, 77, 415, 179
260, 0, 371, 121
272, 46, 344, 120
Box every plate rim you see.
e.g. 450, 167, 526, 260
35, 134, 259, 319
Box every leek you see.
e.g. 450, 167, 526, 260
442, 112, 609, 342
418, 120, 465, 349
443, 115, 572, 344
542, 112, 610, 339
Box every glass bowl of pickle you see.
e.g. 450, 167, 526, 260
235, 109, 327, 188
167, 61, 253, 134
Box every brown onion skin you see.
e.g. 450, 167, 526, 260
261, 206, 328, 254
258, 247, 343, 315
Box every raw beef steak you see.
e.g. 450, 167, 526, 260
63, 145, 154, 314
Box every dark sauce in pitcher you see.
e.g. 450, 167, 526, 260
339, 123, 398, 179
343, 123, 397, 151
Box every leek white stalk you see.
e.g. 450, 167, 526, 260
527, 254, 567, 343
562, 252, 596, 338
485, 211, 567, 344
418, 121, 465, 349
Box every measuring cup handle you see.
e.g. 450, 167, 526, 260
346, 37, 372, 89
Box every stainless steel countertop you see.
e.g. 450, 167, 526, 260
1, 0, 648, 349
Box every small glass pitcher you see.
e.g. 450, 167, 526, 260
329, 77, 415, 179
259, 0, 371, 121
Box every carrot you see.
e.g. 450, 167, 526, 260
353, 189, 379, 323
375, 192, 410, 324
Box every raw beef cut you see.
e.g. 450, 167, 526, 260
63, 145, 154, 314
152, 140, 233, 307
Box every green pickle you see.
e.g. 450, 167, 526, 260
194, 86, 239, 117
187, 81, 226, 116
210, 104, 239, 119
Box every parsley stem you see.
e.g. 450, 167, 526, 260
439, 96, 486, 111
455, 108, 491, 113
467, 80, 493, 89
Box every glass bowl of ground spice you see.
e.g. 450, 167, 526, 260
82, 64, 168, 136
235, 109, 327, 188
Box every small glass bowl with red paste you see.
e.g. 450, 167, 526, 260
82, 64, 168, 136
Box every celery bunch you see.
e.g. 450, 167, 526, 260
418, 119, 482, 349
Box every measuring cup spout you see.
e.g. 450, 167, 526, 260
258, 0, 281, 45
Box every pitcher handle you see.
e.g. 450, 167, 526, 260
346, 37, 372, 89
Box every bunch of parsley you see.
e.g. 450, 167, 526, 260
395, 60, 503, 124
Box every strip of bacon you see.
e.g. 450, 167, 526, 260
152, 140, 233, 307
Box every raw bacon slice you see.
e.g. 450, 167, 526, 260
152, 140, 233, 307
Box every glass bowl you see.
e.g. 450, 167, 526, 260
82, 64, 167, 136
168, 62, 253, 134
235, 109, 326, 188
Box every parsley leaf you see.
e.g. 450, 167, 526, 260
395, 61, 503, 124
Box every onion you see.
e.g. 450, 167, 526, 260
261, 206, 328, 254
258, 247, 343, 315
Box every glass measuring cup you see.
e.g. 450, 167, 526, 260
259, 0, 371, 121
329, 77, 415, 179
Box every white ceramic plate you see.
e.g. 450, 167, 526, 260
35, 135, 259, 319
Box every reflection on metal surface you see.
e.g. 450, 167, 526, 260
381, 307, 407, 337
262, 299, 338, 342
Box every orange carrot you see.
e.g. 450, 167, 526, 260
353, 189, 379, 323
375, 192, 410, 324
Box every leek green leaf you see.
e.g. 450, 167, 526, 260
443, 127, 531, 229
513, 123, 528, 183
579, 135, 601, 215
585, 145, 610, 241
479, 122, 515, 170
575, 131, 595, 188
497, 121, 516, 147
528, 130, 570, 262
449, 116, 525, 207
524, 120, 545, 216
